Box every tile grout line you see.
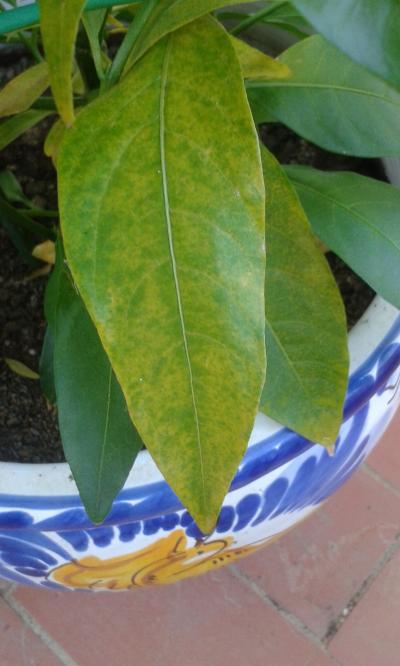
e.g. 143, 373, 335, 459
229, 564, 325, 651
0, 585, 79, 666
362, 462, 400, 500
323, 529, 400, 645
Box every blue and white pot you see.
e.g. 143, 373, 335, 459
0, 299, 398, 590
1, 158, 400, 589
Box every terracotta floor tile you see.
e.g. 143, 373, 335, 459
236, 467, 400, 638
0, 596, 61, 665
329, 547, 400, 666
13, 569, 335, 666
366, 409, 400, 491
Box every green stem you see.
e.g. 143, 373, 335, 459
102, 0, 159, 90
231, 1, 287, 36
20, 208, 59, 219
31, 96, 86, 111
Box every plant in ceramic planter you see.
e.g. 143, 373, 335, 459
0, 0, 399, 544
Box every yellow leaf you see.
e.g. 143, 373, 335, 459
38, 0, 86, 125
231, 37, 291, 81
32, 240, 56, 264
4, 358, 39, 380
0, 62, 50, 118
44, 118, 65, 166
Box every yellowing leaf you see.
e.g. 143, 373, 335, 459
260, 148, 348, 447
122, 0, 257, 73
231, 37, 291, 80
38, 0, 86, 125
4, 358, 39, 380
32, 240, 56, 264
0, 62, 49, 118
44, 118, 65, 166
58, 17, 266, 533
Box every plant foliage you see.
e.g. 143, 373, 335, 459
0, 0, 399, 532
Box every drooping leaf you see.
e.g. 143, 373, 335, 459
39, 325, 56, 404
0, 62, 50, 118
121, 0, 256, 74
0, 109, 51, 151
4, 358, 39, 380
247, 35, 400, 157
38, 0, 86, 125
48, 249, 143, 523
292, 0, 400, 88
58, 17, 266, 533
287, 165, 400, 310
231, 37, 291, 81
260, 148, 348, 447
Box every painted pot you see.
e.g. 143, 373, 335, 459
0, 295, 397, 590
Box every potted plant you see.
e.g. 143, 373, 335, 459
0, 0, 399, 590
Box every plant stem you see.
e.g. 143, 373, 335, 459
102, 0, 159, 91
231, 1, 287, 36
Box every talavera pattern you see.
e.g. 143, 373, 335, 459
0, 313, 399, 590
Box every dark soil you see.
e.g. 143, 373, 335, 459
0, 60, 378, 463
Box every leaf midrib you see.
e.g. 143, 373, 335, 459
159, 36, 206, 503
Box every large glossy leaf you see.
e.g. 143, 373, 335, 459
0, 62, 49, 118
247, 35, 400, 157
122, 0, 256, 73
48, 252, 143, 523
38, 0, 86, 125
231, 37, 291, 81
260, 148, 348, 446
58, 16, 266, 533
287, 165, 400, 310
0, 109, 51, 151
292, 0, 400, 88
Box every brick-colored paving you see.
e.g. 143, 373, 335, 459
1, 410, 399, 666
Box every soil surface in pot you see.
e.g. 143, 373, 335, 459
0, 68, 379, 463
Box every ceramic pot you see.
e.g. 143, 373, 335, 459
0, 298, 399, 589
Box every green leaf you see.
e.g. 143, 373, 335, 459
0, 196, 51, 265
121, 0, 256, 74
231, 36, 291, 81
58, 16, 266, 533
51, 256, 143, 523
39, 325, 56, 404
82, 8, 108, 81
287, 165, 400, 310
292, 0, 400, 88
247, 35, 400, 157
0, 170, 30, 206
261, 1, 311, 36
0, 62, 50, 118
38, 0, 86, 125
260, 148, 348, 446
0, 109, 51, 151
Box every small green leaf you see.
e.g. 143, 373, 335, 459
38, 0, 86, 125
0, 197, 51, 265
247, 35, 400, 157
260, 148, 348, 447
0, 109, 51, 151
287, 165, 400, 310
231, 37, 291, 81
0, 170, 30, 206
82, 8, 108, 81
58, 16, 266, 533
292, 0, 400, 88
4, 358, 39, 380
0, 62, 50, 118
51, 257, 143, 523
